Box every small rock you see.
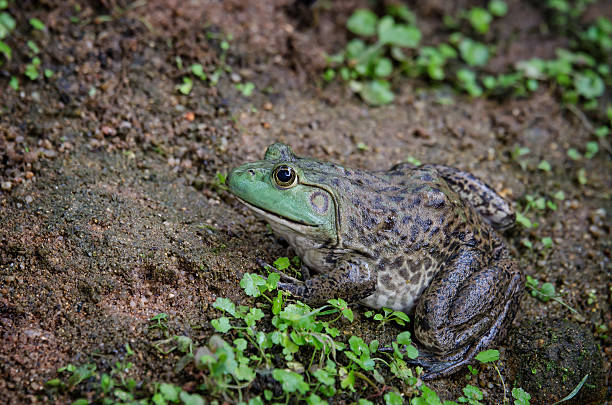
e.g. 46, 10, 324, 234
588, 225, 605, 238
42, 149, 57, 158
230, 73, 242, 83
23, 151, 38, 163
25, 195, 33, 204
1, 181, 12, 191
101, 126, 116, 136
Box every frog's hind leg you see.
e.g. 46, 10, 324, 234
426, 164, 515, 231
413, 247, 524, 380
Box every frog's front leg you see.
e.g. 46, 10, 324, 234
277, 255, 377, 307
414, 246, 524, 379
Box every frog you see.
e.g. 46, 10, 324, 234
227, 143, 524, 379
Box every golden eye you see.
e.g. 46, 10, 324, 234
273, 165, 297, 188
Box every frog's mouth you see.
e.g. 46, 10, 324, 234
234, 197, 319, 228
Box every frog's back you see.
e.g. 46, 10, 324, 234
334, 166, 494, 312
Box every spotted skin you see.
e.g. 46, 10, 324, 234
227, 143, 524, 380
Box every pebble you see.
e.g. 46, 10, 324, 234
42, 149, 57, 158
231, 73, 242, 83
588, 225, 605, 238
25, 195, 33, 204
1, 181, 12, 190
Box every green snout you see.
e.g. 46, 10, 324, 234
227, 162, 335, 228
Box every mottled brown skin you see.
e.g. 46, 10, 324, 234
228, 143, 524, 380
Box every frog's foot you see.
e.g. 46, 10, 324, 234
256, 258, 301, 284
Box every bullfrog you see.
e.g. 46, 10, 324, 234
227, 143, 524, 379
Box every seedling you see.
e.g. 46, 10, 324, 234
149, 312, 169, 330
364, 307, 410, 329
512, 387, 531, 405
475, 349, 507, 404
525, 276, 581, 316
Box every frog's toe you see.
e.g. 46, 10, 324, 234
419, 359, 469, 380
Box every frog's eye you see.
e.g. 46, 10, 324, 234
273, 165, 298, 188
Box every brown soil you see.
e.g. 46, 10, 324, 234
0, 0, 610, 403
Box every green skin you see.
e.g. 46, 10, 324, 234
227, 143, 524, 379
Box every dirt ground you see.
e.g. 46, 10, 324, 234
0, 0, 610, 403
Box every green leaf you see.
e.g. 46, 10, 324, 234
347, 9, 378, 36
396, 331, 412, 345
240, 273, 266, 297
539, 282, 555, 298
374, 57, 393, 77
245, 307, 264, 327
406, 345, 419, 359
272, 291, 283, 315
100, 373, 113, 393
177, 77, 193, 95
551, 374, 589, 405
584, 141, 598, 159
0, 39, 10, 59
462, 384, 484, 401
306, 393, 327, 405
179, 391, 205, 405
191, 63, 206, 80
594, 126, 609, 138
67, 363, 96, 388
566, 148, 581, 160
475, 349, 499, 363
553, 190, 565, 200
537, 160, 551, 172
511, 387, 531, 405
159, 383, 181, 401
272, 369, 310, 394
235, 363, 256, 381
45, 378, 62, 387
489, 0, 508, 16
313, 368, 335, 386
577, 168, 587, 185
384, 391, 403, 405
0, 11, 16, 39
267, 272, 280, 291
273, 257, 291, 270
248, 397, 265, 405
71, 400, 88, 405
213, 297, 236, 316
236, 82, 255, 97
345, 39, 367, 59
468, 7, 492, 34
378, 16, 421, 48
574, 70, 604, 99
357, 79, 394, 106
211, 316, 232, 333
541, 237, 553, 249
458, 39, 489, 66
29, 17, 46, 31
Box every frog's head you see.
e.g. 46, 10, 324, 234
227, 143, 338, 244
